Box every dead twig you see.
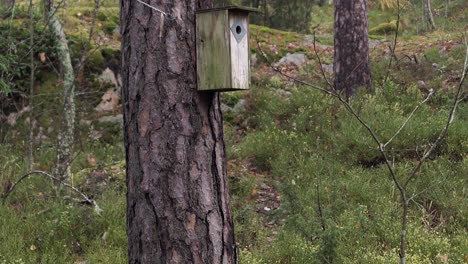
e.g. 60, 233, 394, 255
2, 170, 102, 214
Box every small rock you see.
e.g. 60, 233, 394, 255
90, 130, 103, 140
102, 231, 109, 241
369, 39, 382, 49
79, 119, 92, 126
250, 53, 258, 67
233, 99, 246, 113
275, 89, 292, 98
95, 89, 120, 112
275, 53, 308, 68
98, 114, 123, 124
98, 67, 119, 87
417, 80, 426, 88
221, 103, 233, 113
321, 64, 333, 75
302, 35, 315, 45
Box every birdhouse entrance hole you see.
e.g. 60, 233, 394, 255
231, 18, 247, 44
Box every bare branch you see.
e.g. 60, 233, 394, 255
74, 0, 100, 76
311, 31, 333, 90
2, 170, 102, 214
384, 89, 435, 148
254, 33, 405, 196
404, 34, 468, 188
384, 0, 401, 83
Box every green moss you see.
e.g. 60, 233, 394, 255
103, 21, 118, 34
97, 11, 108, 21
369, 34, 385, 40
222, 92, 243, 107
85, 50, 105, 72
369, 20, 397, 35
315, 37, 334, 46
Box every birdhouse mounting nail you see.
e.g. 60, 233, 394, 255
196, 6, 259, 92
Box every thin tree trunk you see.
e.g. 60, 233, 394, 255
121, 0, 236, 263
425, 0, 436, 30
445, 0, 449, 18
28, 0, 34, 171
46, 1, 76, 181
399, 195, 409, 264
262, 0, 268, 26
333, 0, 371, 98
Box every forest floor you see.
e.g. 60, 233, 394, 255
0, 0, 467, 263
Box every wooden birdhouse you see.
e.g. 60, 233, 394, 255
196, 6, 258, 92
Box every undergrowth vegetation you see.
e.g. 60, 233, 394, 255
0, 0, 467, 263
231, 79, 467, 263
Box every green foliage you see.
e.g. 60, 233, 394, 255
267, 0, 314, 33
369, 20, 397, 35
1, 0, 467, 262
235, 75, 467, 262
0, 20, 55, 98
0, 141, 126, 263
103, 21, 118, 34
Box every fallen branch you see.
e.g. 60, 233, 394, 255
2, 170, 102, 214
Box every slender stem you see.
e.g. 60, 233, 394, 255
384, 89, 435, 148
312, 31, 333, 89
316, 171, 326, 231
384, 0, 401, 83
74, 0, 100, 76
28, 0, 34, 171
445, 0, 449, 18
425, 0, 436, 30
400, 196, 408, 264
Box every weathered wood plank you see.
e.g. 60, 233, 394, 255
229, 12, 249, 90
196, 10, 231, 91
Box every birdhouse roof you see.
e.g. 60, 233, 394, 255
197, 5, 260, 14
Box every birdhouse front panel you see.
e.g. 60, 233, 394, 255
196, 10, 232, 91
229, 11, 249, 90
196, 6, 257, 92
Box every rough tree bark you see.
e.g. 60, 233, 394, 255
120, 0, 236, 263
45, 1, 76, 181
333, 0, 371, 98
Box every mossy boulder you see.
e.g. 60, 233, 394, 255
369, 20, 397, 35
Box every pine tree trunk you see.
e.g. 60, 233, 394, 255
120, 0, 236, 263
333, 0, 371, 98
